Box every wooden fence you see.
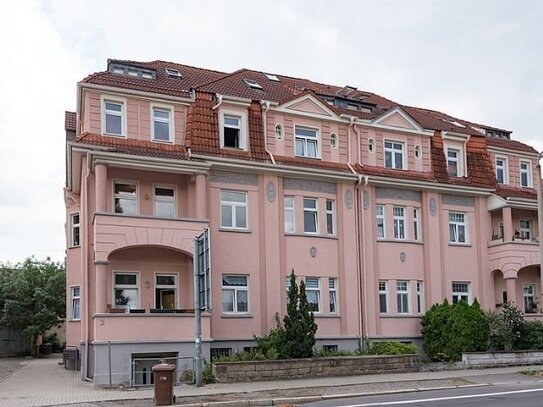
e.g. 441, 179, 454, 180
0, 326, 31, 357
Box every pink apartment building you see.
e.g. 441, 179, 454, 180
64, 59, 542, 385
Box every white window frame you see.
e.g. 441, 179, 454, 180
220, 190, 248, 230
519, 219, 531, 240
70, 286, 81, 320
379, 280, 388, 314
154, 273, 178, 310
295, 125, 320, 159
452, 281, 471, 304
150, 103, 174, 143
498, 222, 504, 239
284, 196, 295, 233
113, 180, 139, 216
413, 208, 421, 241
220, 110, 248, 150
396, 280, 410, 314
303, 197, 319, 234
446, 148, 462, 177
153, 184, 176, 218
520, 160, 532, 188
305, 277, 321, 313
495, 156, 508, 184
449, 212, 468, 244
326, 199, 336, 236
523, 283, 537, 313
416, 281, 424, 314
376, 205, 385, 240
113, 271, 140, 309
222, 275, 249, 314
70, 213, 80, 247
393, 206, 407, 240
384, 140, 405, 170
328, 278, 338, 314
101, 95, 127, 137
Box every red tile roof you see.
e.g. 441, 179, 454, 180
494, 185, 538, 200
65, 111, 76, 131
485, 136, 538, 154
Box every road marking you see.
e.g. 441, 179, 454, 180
338, 387, 543, 406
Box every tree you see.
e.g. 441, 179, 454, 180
0, 258, 65, 356
280, 271, 318, 358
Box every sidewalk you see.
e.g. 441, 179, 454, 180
1, 355, 543, 407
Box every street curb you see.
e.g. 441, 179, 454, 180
176, 382, 491, 406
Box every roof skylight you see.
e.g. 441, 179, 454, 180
264, 73, 280, 82
165, 68, 182, 78
243, 78, 263, 89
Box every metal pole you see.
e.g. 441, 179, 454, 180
537, 153, 543, 306
108, 341, 112, 389
193, 240, 202, 387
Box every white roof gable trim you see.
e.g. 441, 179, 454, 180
372, 106, 425, 132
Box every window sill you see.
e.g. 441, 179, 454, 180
219, 228, 251, 234
151, 138, 174, 144
314, 314, 340, 319
221, 146, 249, 152
284, 233, 339, 240
221, 313, 252, 318
380, 314, 423, 319
102, 133, 127, 138
68, 245, 81, 249
448, 243, 472, 247
376, 239, 423, 245
294, 155, 321, 160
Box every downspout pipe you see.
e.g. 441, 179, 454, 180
212, 94, 223, 110
261, 101, 276, 164
83, 152, 92, 381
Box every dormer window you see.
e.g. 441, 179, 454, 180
102, 96, 126, 137
151, 105, 173, 143
113, 67, 124, 74
165, 68, 182, 78
384, 140, 404, 170
442, 132, 468, 178
243, 78, 263, 90
496, 156, 508, 184
295, 126, 319, 158
447, 148, 461, 177
220, 110, 248, 150
108, 64, 156, 79
520, 161, 532, 187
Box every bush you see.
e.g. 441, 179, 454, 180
489, 302, 527, 351
518, 321, 543, 350
421, 299, 489, 361
254, 313, 284, 358
369, 341, 417, 355
202, 363, 215, 384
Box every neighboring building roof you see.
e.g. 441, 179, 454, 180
485, 136, 538, 155
495, 185, 538, 200
65, 111, 76, 131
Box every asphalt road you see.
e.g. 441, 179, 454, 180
304, 381, 543, 407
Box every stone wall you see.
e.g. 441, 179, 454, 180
212, 355, 421, 383
462, 351, 543, 368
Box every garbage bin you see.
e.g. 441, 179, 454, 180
152, 363, 176, 406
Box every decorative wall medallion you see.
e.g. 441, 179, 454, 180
400, 252, 406, 262
442, 194, 475, 207
266, 181, 276, 203
345, 189, 354, 209
284, 178, 337, 194
429, 197, 437, 216
363, 190, 370, 210
376, 187, 421, 202
210, 170, 258, 185
310, 247, 317, 258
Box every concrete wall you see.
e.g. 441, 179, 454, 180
462, 351, 543, 368
213, 354, 421, 382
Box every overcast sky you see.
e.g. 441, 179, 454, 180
0, 0, 542, 263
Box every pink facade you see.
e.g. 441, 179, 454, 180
64, 60, 542, 385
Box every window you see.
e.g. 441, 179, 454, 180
393, 206, 406, 240
495, 157, 507, 184
397, 281, 410, 314
322, 345, 338, 353
520, 161, 532, 187
220, 191, 248, 229
303, 198, 318, 234
368, 139, 375, 152
210, 348, 232, 360
152, 106, 173, 142
295, 126, 319, 158
498, 222, 504, 239
379, 281, 388, 313
103, 99, 124, 136
223, 114, 242, 149
329, 278, 338, 314
452, 282, 470, 304
416, 281, 424, 314
70, 213, 80, 247
415, 145, 421, 158
413, 208, 420, 241
330, 133, 338, 148
384, 140, 404, 169
326, 199, 335, 235
284, 196, 295, 233
305, 277, 321, 313
264, 73, 280, 82
447, 148, 460, 177
222, 275, 248, 313
155, 274, 177, 310
243, 78, 262, 89
520, 219, 531, 240
165, 68, 182, 78
523, 284, 537, 313
71, 287, 80, 320
274, 124, 283, 140
376, 205, 385, 239
114, 182, 137, 215
114, 273, 139, 308
154, 186, 175, 218
449, 212, 467, 244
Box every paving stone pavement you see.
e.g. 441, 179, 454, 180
0, 358, 25, 383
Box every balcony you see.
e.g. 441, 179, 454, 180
488, 240, 540, 276
93, 213, 208, 262
92, 312, 211, 342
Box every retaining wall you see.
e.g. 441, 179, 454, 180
462, 351, 543, 368
212, 354, 421, 383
